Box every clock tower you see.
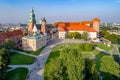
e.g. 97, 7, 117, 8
28, 9, 36, 35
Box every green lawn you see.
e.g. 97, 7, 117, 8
6, 68, 28, 80
14, 46, 45, 55
96, 43, 113, 51
10, 52, 35, 65
99, 56, 120, 78
44, 43, 120, 80
81, 52, 93, 59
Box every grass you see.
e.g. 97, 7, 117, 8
96, 43, 113, 51
99, 56, 120, 78
6, 68, 28, 80
44, 43, 120, 79
10, 52, 35, 65
81, 52, 93, 59
14, 46, 45, 55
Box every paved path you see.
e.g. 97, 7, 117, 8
7, 64, 33, 72
11, 50, 37, 58
27, 39, 63, 80
95, 47, 111, 54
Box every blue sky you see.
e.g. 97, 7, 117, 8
0, 0, 120, 24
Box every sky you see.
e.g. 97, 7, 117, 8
0, 0, 120, 24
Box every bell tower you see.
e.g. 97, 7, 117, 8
28, 9, 36, 35
41, 18, 47, 34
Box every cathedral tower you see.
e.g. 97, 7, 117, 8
28, 9, 36, 35
41, 18, 48, 34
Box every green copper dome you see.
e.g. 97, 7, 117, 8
29, 9, 36, 23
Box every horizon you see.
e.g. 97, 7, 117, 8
0, 0, 120, 24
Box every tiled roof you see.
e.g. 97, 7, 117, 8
54, 21, 96, 32
0, 30, 23, 44
53, 18, 100, 32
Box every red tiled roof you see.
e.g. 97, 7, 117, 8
0, 30, 23, 44
53, 18, 100, 32
54, 22, 96, 32
81, 21, 93, 25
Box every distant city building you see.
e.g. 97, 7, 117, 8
108, 30, 120, 35
53, 18, 100, 39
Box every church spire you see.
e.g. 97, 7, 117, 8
29, 8, 36, 23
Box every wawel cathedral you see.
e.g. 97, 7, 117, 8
22, 9, 58, 51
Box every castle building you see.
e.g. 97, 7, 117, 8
53, 18, 100, 39
22, 9, 47, 51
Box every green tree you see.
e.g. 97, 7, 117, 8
82, 32, 88, 40
84, 59, 99, 80
68, 32, 81, 39
68, 32, 74, 39
4, 38, 15, 50
0, 48, 10, 80
73, 32, 81, 39
78, 44, 94, 51
84, 44, 94, 51
100, 29, 110, 38
61, 48, 85, 80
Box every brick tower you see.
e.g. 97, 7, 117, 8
92, 18, 100, 33
27, 9, 36, 35
41, 18, 48, 34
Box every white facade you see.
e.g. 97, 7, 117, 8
58, 30, 97, 39
59, 32, 66, 39
88, 32, 97, 39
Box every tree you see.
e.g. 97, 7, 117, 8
100, 29, 110, 37
84, 44, 94, 51
68, 32, 74, 39
78, 44, 94, 51
0, 48, 10, 80
84, 59, 99, 80
60, 48, 85, 80
68, 32, 81, 39
73, 32, 81, 39
4, 38, 15, 50
82, 32, 88, 40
